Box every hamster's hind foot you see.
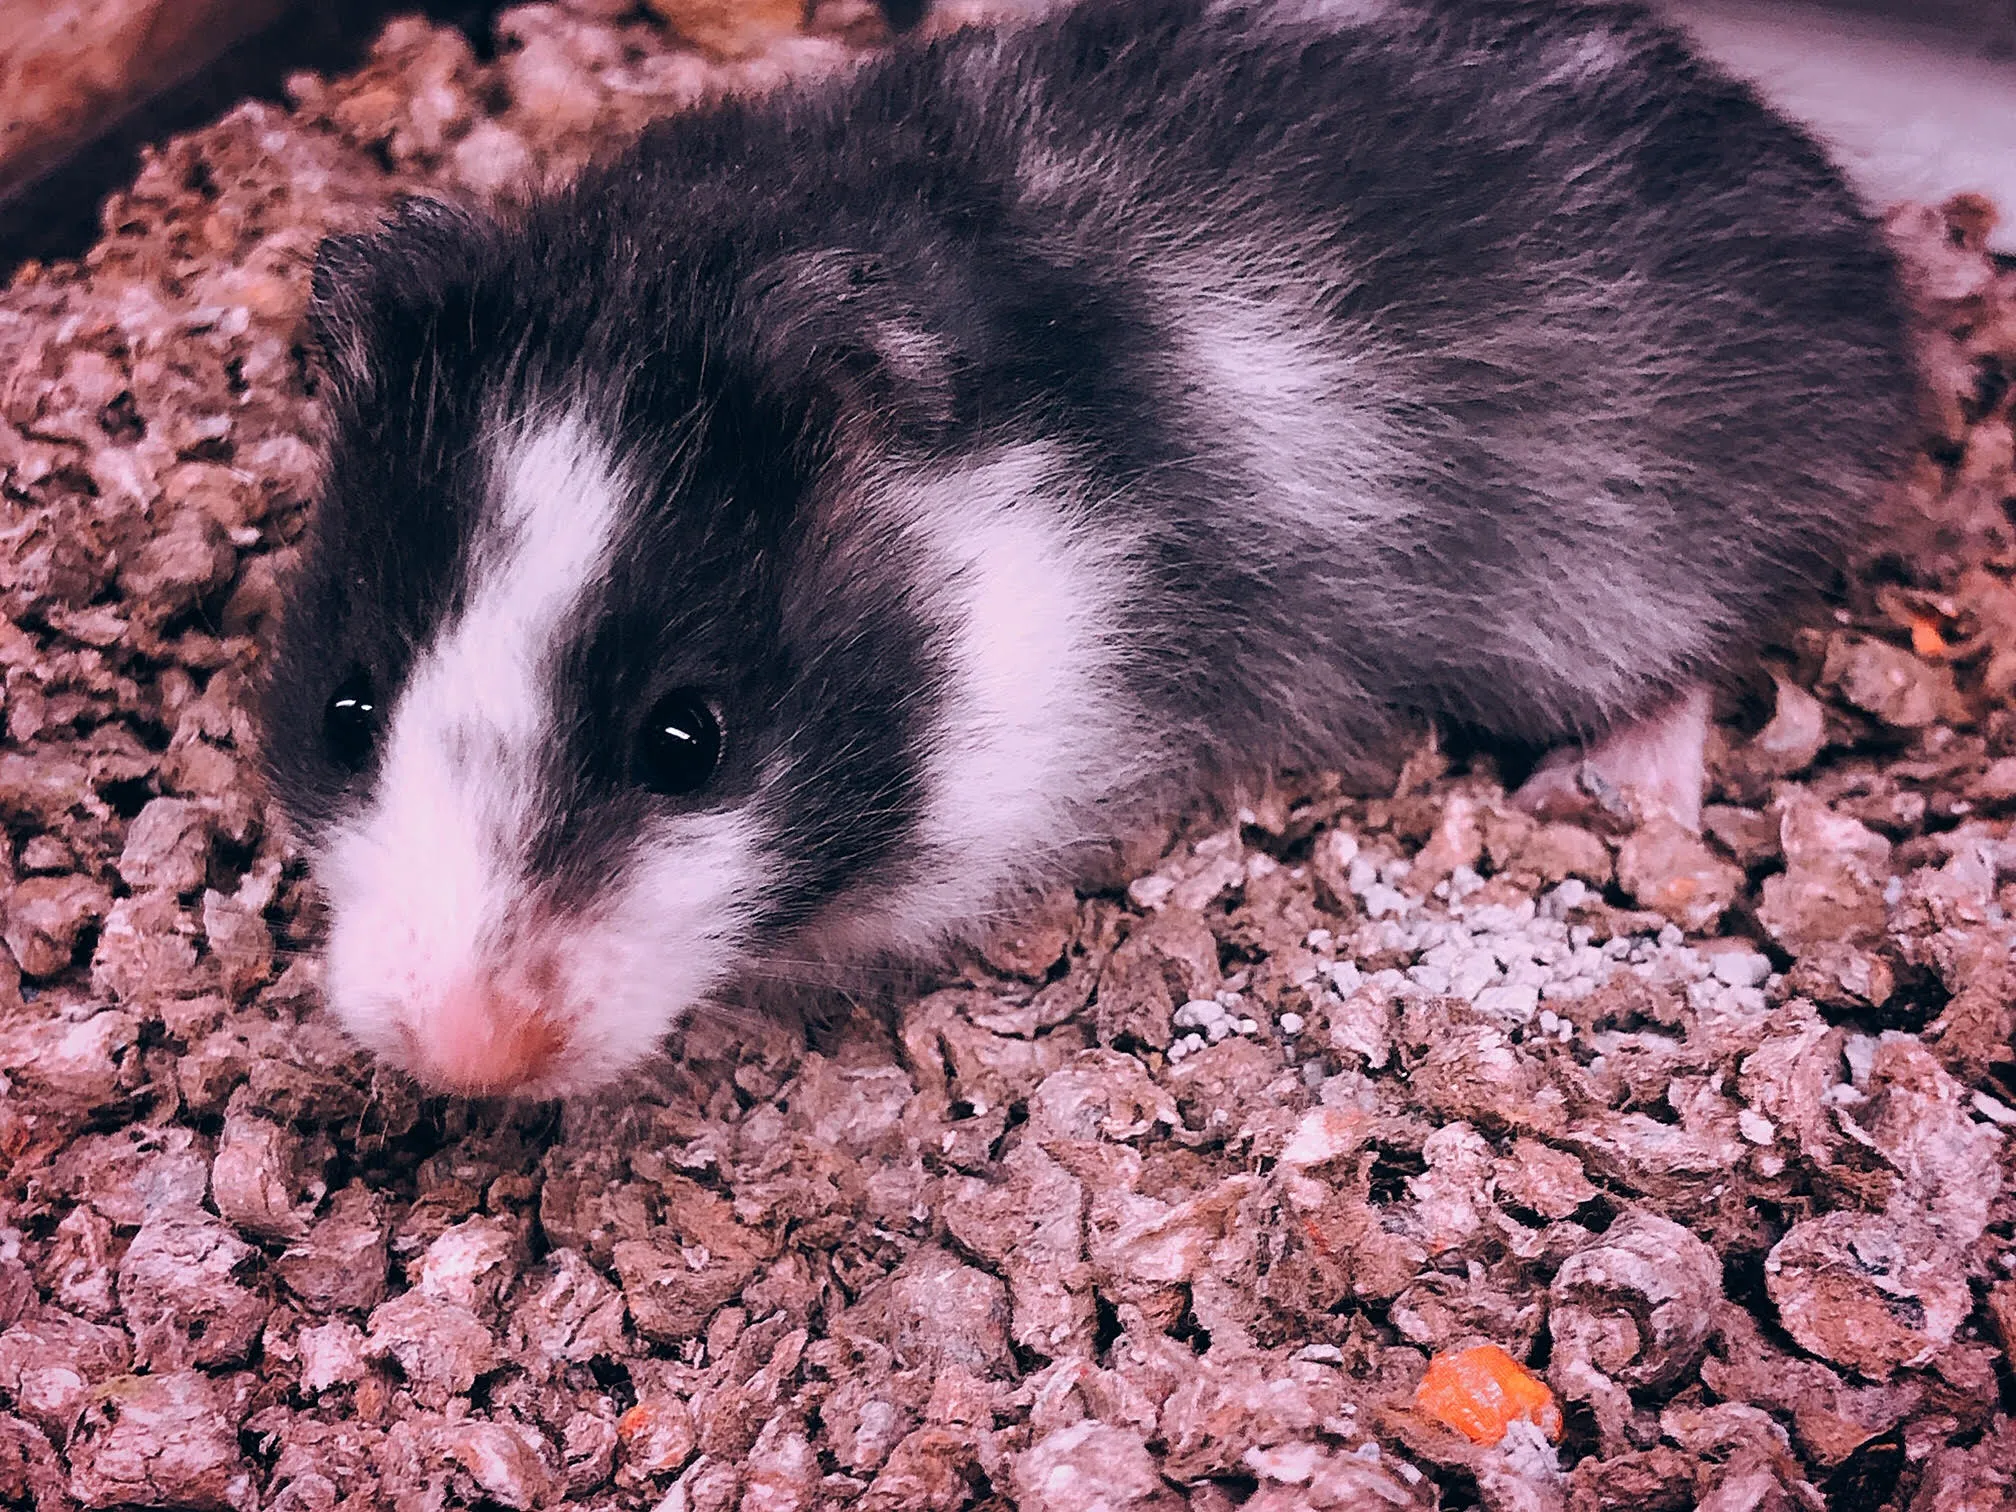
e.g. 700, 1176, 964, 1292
1513, 685, 1711, 832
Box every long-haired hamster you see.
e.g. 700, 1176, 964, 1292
260, 0, 1915, 1096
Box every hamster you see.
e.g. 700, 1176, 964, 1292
260, 0, 1916, 1098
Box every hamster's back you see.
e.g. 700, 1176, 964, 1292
649, 0, 1909, 758
978, 0, 1916, 742
553, 0, 1913, 769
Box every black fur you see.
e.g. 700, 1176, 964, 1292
879, 0, 931, 30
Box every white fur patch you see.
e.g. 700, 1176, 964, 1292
316, 409, 768, 1093
525, 809, 771, 1090
1539, 27, 1634, 86
1163, 273, 1404, 537
1165, 255, 1719, 725
812, 444, 1142, 958
1208, 0, 1399, 26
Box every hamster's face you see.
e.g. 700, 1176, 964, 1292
261, 204, 942, 1097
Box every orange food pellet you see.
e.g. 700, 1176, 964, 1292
616, 1404, 657, 1440
1414, 1344, 1563, 1445
1910, 615, 1949, 659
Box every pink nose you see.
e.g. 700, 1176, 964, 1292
406, 975, 567, 1095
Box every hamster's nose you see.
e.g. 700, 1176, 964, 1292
409, 974, 568, 1095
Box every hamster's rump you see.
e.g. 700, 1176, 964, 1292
260, 0, 1916, 1095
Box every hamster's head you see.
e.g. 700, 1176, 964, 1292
260, 198, 969, 1097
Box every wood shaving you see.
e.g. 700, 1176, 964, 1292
0, 7, 2012, 1509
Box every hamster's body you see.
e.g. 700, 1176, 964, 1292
262, 0, 1916, 1096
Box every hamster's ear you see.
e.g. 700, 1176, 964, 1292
745, 249, 960, 446
309, 197, 488, 391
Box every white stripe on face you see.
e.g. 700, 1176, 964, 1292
317, 411, 629, 1068
312, 409, 766, 1094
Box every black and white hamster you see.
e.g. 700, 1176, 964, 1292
261, 0, 1915, 1096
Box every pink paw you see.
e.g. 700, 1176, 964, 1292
1511, 686, 1709, 832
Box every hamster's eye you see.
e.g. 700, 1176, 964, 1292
635, 689, 722, 796
323, 670, 381, 773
